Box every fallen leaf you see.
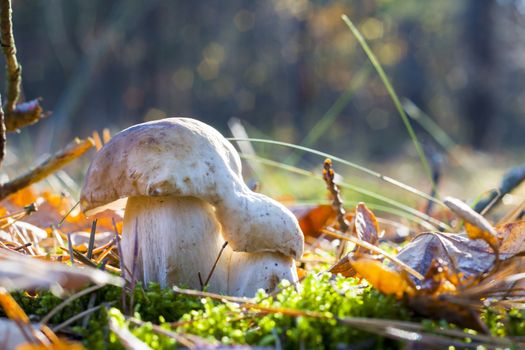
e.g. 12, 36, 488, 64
354, 202, 379, 255
350, 257, 415, 298
292, 204, 336, 239
497, 220, 525, 255
329, 255, 355, 277
444, 196, 499, 252
0, 288, 30, 323
0, 249, 123, 292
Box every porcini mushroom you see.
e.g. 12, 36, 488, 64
80, 118, 304, 296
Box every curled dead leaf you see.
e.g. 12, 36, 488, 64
354, 202, 379, 255
349, 257, 415, 298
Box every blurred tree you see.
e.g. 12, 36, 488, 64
3, 0, 524, 160
462, 0, 496, 149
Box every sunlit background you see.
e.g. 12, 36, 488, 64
4, 0, 525, 199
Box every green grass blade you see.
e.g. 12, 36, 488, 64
228, 137, 445, 208
240, 153, 450, 230
341, 14, 436, 194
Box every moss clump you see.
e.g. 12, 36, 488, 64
104, 274, 411, 349
1, 283, 203, 349
7, 273, 523, 349
178, 273, 410, 349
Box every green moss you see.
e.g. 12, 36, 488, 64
5, 274, 522, 349
483, 308, 525, 337
174, 273, 410, 349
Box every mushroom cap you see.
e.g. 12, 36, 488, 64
80, 117, 304, 259
81, 118, 240, 213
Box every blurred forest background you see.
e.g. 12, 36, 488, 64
5, 0, 525, 166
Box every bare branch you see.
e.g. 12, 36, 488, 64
0, 1, 45, 132
5, 99, 46, 132
0, 94, 5, 168
0, 0, 20, 113
0, 137, 94, 200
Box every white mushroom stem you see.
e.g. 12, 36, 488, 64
121, 195, 299, 296
225, 249, 298, 296
121, 196, 228, 291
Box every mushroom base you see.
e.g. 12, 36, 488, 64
121, 196, 228, 291
121, 195, 299, 296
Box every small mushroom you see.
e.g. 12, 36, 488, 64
80, 118, 304, 295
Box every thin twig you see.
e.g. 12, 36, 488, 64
203, 241, 228, 289
67, 233, 74, 266
57, 200, 79, 228
323, 159, 350, 260
5, 99, 46, 132
113, 218, 127, 313
0, 95, 5, 168
172, 286, 252, 304
0, 0, 20, 114
0, 203, 37, 229
128, 317, 197, 349
82, 290, 98, 328
41, 284, 104, 325
0, 1, 44, 132
0, 138, 94, 200
127, 221, 139, 315
322, 227, 425, 280
197, 272, 204, 291
87, 219, 97, 259
108, 315, 150, 350
12, 242, 31, 251
52, 302, 114, 332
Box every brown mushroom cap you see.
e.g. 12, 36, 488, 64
80, 118, 304, 259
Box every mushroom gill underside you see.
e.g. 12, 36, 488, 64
121, 195, 298, 296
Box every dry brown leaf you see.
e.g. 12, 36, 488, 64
497, 220, 525, 255
293, 204, 336, 239
329, 255, 355, 277
354, 202, 379, 255
0, 249, 123, 292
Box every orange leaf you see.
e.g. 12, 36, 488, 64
16, 339, 85, 350
350, 257, 415, 298
294, 204, 336, 238
296, 267, 308, 280
0, 288, 30, 323
465, 222, 499, 253
8, 187, 37, 207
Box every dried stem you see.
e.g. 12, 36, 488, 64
0, 96, 5, 168
5, 99, 46, 132
322, 158, 350, 259
203, 241, 228, 289
41, 284, 104, 326
0, 137, 94, 200
322, 227, 425, 280
0, 0, 20, 114
0, 0, 45, 132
